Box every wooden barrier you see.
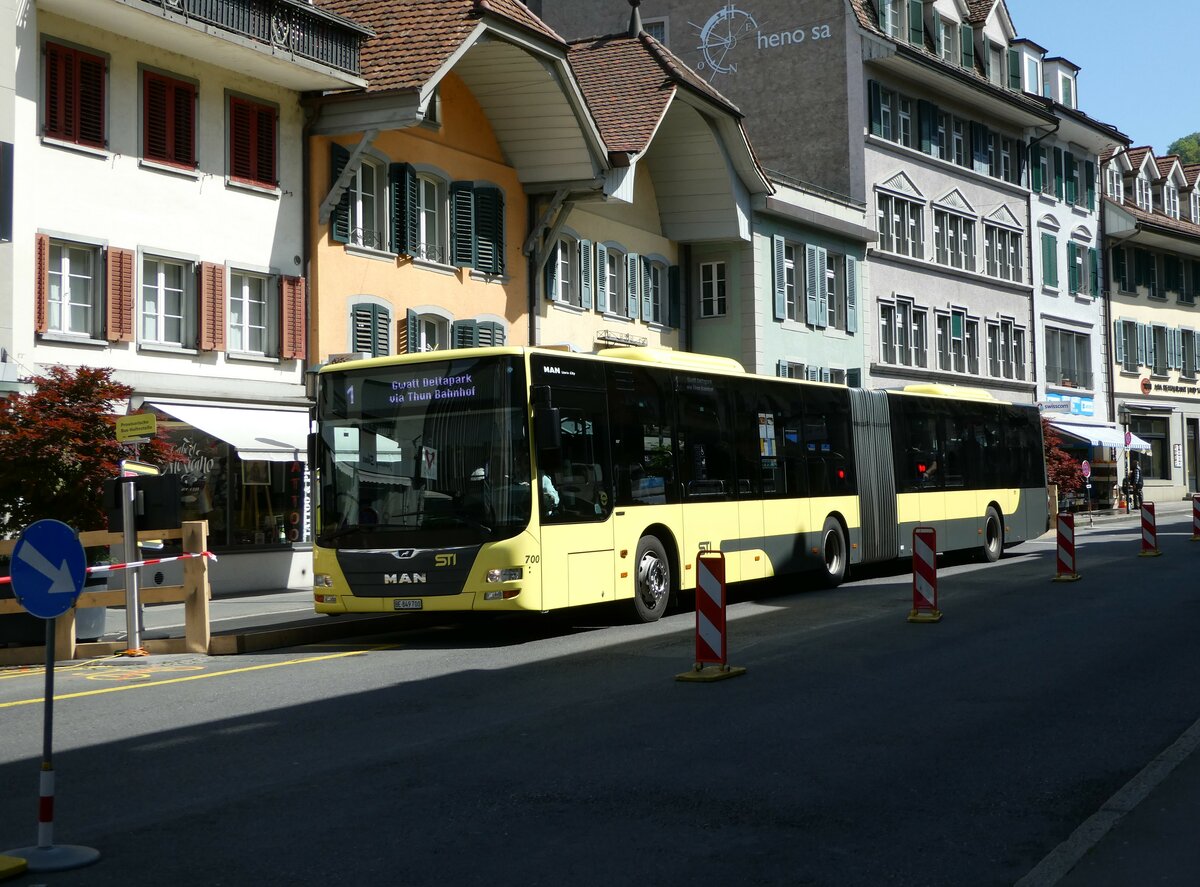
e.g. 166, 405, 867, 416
0, 521, 210, 665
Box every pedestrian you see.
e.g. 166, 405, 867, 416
1131, 461, 1144, 509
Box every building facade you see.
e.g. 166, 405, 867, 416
1104, 146, 1200, 500
4, 0, 369, 587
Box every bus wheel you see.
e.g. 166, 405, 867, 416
631, 535, 671, 623
981, 506, 1003, 563
818, 517, 847, 588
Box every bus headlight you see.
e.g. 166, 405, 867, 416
486, 568, 523, 583
315, 574, 334, 588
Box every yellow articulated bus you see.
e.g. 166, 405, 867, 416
311, 346, 1047, 622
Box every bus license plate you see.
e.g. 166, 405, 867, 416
393, 599, 423, 611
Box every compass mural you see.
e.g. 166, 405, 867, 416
693, 3, 759, 79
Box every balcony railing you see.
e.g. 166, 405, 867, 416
145, 0, 367, 76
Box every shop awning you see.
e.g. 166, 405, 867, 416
148, 401, 309, 462
1050, 420, 1151, 451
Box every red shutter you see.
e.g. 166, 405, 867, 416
34, 234, 49, 334
174, 81, 196, 167
198, 261, 226, 351
44, 44, 65, 140
279, 275, 306, 361
43, 43, 105, 148
255, 105, 277, 186
144, 72, 168, 162
105, 246, 135, 342
76, 52, 105, 148
229, 98, 253, 181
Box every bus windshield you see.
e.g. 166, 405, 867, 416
316, 354, 531, 548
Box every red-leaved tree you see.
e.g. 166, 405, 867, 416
1042, 417, 1083, 497
0, 365, 177, 536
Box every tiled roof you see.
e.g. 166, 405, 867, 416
1109, 195, 1200, 241
965, 0, 998, 24
1125, 146, 1155, 177
1156, 156, 1181, 178
568, 33, 740, 155
1184, 164, 1200, 189
315, 0, 564, 93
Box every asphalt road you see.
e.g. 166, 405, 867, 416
2, 513, 1199, 886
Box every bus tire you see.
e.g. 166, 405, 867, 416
631, 535, 672, 623
818, 516, 847, 588
981, 506, 1003, 563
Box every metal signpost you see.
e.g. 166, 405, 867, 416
1, 520, 101, 872
118, 459, 160, 655
1081, 459, 1093, 526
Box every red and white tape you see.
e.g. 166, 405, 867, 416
0, 550, 216, 585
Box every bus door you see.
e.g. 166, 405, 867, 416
534, 385, 614, 610
677, 374, 744, 585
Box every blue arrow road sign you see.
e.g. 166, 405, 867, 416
10, 519, 87, 619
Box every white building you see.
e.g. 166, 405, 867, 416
2, 0, 368, 588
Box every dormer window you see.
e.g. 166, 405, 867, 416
939, 18, 955, 62
988, 43, 1004, 85
1190, 191, 1199, 223
1106, 164, 1124, 203
1165, 184, 1180, 219
1060, 74, 1075, 108
1136, 176, 1152, 211
1025, 57, 1040, 94
879, 0, 902, 39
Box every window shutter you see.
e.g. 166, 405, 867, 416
330, 144, 351, 244
373, 304, 390, 357
477, 321, 505, 347
452, 319, 479, 348
44, 43, 67, 141
815, 247, 829, 327
144, 73, 169, 162
229, 99, 253, 181
595, 243, 608, 312
1085, 160, 1096, 210
777, 360, 788, 378
641, 257, 653, 320
960, 24, 974, 70
1113, 319, 1124, 365
846, 256, 858, 333
1065, 154, 1077, 205
173, 81, 196, 167
579, 240, 593, 310
389, 163, 418, 256
1054, 148, 1064, 201
1089, 248, 1100, 297
1136, 322, 1147, 366
279, 275, 306, 360
473, 186, 505, 274
351, 305, 372, 354
668, 265, 681, 328
1113, 247, 1127, 289
868, 81, 882, 137
917, 99, 935, 154
626, 252, 640, 319
1008, 48, 1021, 90
1030, 143, 1043, 192
254, 104, 277, 185
450, 181, 476, 268
198, 261, 226, 351
1067, 241, 1078, 294
1041, 234, 1055, 287
772, 235, 786, 320
34, 233, 49, 334
820, 367, 831, 383
77, 53, 106, 149
805, 244, 820, 326
806, 366, 820, 382
908, 0, 923, 45
403, 308, 418, 353
848, 368, 862, 387
105, 246, 135, 342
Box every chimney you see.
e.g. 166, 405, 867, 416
628, 0, 643, 36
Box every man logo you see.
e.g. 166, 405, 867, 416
435, 553, 457, 567
383, 573, 427, 584
390, 549, 417, 559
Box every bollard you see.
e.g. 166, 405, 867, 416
1192, 495, 1200, 542
1053, 512, 1081, 581
908, 526, 943, 623
1140, 502, 1163, 557
676, 550, 745, 682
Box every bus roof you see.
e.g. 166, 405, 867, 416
893, 383, 1001, 402
317, 346, 747, 376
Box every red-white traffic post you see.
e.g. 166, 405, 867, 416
908, 527, 942, 623
1053, 512, 1080, 581
1140, 502, 1163, 557
676, 550, 745, 682
1192, 495, 1200, 542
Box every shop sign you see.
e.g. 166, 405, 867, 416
1176, 443, 1184, 468
1043, 393, 1093, 416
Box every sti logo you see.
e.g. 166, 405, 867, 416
692, 3, 834, 81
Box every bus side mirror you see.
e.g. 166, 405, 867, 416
307, 431, 317, 469
534, 406, 561, 452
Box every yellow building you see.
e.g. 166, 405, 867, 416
306, 0, 608, 360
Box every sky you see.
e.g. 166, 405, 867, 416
1004, 0, 1198, 154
